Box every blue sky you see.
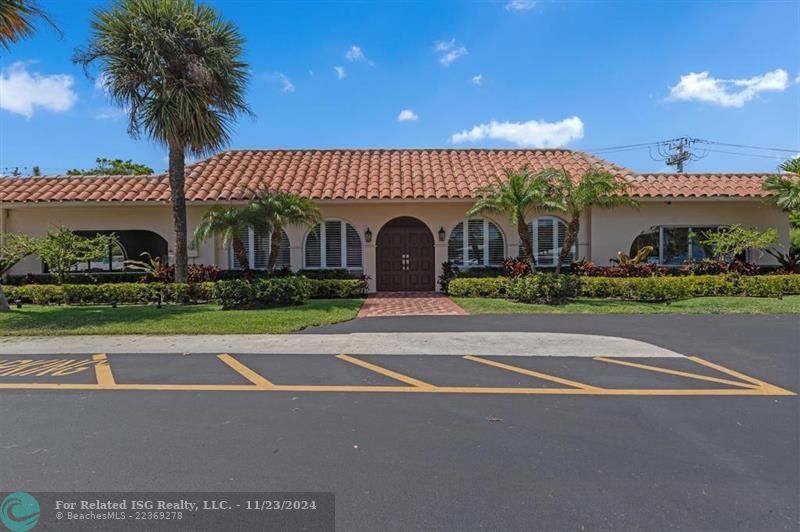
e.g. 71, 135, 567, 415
1, 0, 798, 175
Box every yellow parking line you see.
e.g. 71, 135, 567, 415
593, 356, 759, 389
464, 355, 603, 391
92, 354, 115, 386
336, 354, 435, 388
686, 356, 796, 395
216, 354, 274, 388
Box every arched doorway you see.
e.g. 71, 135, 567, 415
376, 217, 435, 291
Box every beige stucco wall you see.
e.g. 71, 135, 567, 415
1, 198, 790, 291
589, 199, 789, 266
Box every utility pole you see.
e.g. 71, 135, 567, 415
665, 137, 691, 172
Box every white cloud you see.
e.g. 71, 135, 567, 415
334, 66, 346, 80
397, 109, 419, 122
667, 69, 789, 107
94, 106, 127, 120
272, 72, 295, 93
434, 39, 468, 67
0, 61, 78, 118
450, 116, 584, 148
94, 71, 111, 94
345, 45, 373, 66
471, 73, 483, 86
505, 0, 536, 11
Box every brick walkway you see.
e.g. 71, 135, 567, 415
357, 292, 468, 318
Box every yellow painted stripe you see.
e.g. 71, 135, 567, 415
216, 354, 274, 388
464, 355, 603, 390
0, 382, 793, 395
687, 356, 797, 395
336, 354, 435, 388
593, 356, 759, 389
92, 354, 116, 386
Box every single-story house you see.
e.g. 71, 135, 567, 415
0, 149, 790, 292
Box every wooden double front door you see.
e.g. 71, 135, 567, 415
376, 217, 435, 291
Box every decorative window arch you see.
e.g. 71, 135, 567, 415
447, 218, 505, 267
230, 227, 290, 270
304, 219, 363, 270
528, 216, 575, 266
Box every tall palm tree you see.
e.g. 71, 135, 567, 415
467, 166, 556, 271
764, 174, 800, 214
548, 169, 638, 272
779, 157, 800, 176
252, 191, 322, 269
75, 0, 251, 282
193, 206, 265, 272
0, 0, 60, 49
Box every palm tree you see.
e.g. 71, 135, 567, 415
548, 169, 638, 273
74, 0, 251, 282
764, 175, 800, 214
467, 166, 556, 271
0, 0, 60, 49
193, 206, 265, 272
252, 191, 321, 269
779, 157, 800, 176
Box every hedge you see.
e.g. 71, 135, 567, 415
212, 277, 312, 309
447, 274, 800, 303
4, 282, 215, 305
308, 278, 368, 298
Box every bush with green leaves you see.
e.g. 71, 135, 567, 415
4, 282, 215, 306
308, 278, 368, 298
212, 277, 312, 309
447, 277, 508, 298
506, 274, 580, 303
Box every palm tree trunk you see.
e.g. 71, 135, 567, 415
232, 237, 250, 272
558, 216, 580, 274
268, 227, 282, 270
0, 287, 9, 312
517, 218, 536, 273
168, 142, 189, 283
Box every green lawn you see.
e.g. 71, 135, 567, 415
453, 296, 800, 315
0, 299, 364, 336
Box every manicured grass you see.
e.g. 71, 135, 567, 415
0, 299, 364, 336
453, 296, 800, 315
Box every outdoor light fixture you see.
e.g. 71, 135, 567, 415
364, 228, 373, 243
15, 299, 22, 309
438, 226, 446, 242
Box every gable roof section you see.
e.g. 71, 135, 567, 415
0, 149, 779, 204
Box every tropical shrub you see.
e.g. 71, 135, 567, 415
5, 282, 215, 305
447, 277, 508, 298
506, 274, 580, 303
308, 278, 368, 298
502, 257, 532, 278
438, 262, 459, 293
212, 277, 311, 309
573, 260, 666, 278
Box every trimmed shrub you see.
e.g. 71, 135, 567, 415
447, 277, 508, 298
297, 269, 358, 280
308, 278, 368, 298
506, 274, 580, 304
4, 282, 215, 305
212, 277, 311, 309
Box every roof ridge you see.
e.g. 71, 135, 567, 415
215, 147, 580, 153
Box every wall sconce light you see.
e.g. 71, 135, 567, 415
364, 227, 373, 243
438, 226, 446, 242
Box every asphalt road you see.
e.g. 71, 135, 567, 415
0, 315, 798, 531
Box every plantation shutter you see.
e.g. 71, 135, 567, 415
467, 219, 484, 266
345, 224, 362, 268
276, 230, 291, 268
253, 228, 269, 269
231, 226, 251, 269
534, 218, 555, 265
447, 222, 464, 265
325, 220, 342, 267
487, 221, 505, 265
305, 224, 322, 268
556, 219, 573, 264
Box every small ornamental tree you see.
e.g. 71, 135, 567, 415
35, 227, 118, 284
699, 225, 777, 265
0, 233, 37, 311
67, 157, 154, 176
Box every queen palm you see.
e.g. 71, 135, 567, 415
764, 159, 800, 213
548, 169, 638, 273
467, 166, 556, 272
252, 191, 322, 269
193, 206, 265, 272
0, 0, 59, 48
75, 0, 251, 282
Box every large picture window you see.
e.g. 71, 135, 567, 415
447, 219, 505, 267
630, 226, 720, 265
230, 227, 290, 270
528, 216, 574, 266
304, 220, 363, 270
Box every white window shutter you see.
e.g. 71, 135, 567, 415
253, 227, 269, 269
536, 217, 555, 265
487, 221, 505, 265
276, 230, 291, 268
231, 226, 251, 270
325, 220, 342, 267
447, 222, 464, 265
467, 219, 484, 266
345, 224, 362, 268
305, 224, 322, 268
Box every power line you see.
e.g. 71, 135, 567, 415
703, 141, 799, 154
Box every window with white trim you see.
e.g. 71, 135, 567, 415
528, 216, 575, 266
447, 219, 505, 267
230, 227, 290, 270
304, 220, 362, 270
630, 226, 720, 265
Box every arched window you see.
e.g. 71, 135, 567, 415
304, 220, 363, 270
528, 216, 575, 266
230, 227, 290, 270
447, 218, 505, 267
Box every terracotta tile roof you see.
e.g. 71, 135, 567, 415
0, 149, 781, 204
